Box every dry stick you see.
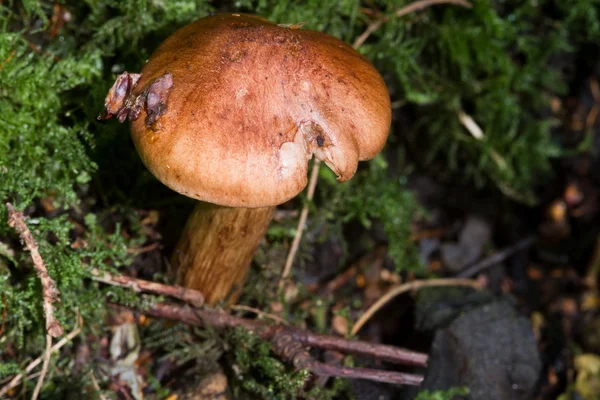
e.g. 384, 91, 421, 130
6, 203, 65, 399
353, 0, 472, 48
279, 159, 321, 287
90, 268, 204, 307
316, 245, 387, 296
126, 242, 159, 254
113, 302, 427, 368
0, 49, 16, 73
351, 278, 481, 336
0, 313, 82, 397
457, 110, 507, 170
31, 333, 52, 400
351, 237, 537, 334
6, 203, 64, 337
456, 235, 537, 278
231, 304, 289, 325
89, 371, 108, 400
271, 331, 423, 386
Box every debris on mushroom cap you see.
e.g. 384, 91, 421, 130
102, 13, 391, 208
99, 71, 173, 129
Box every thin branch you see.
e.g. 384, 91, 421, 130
457, 110, 508, 170
315, 246, 387, 296
111, 302, 427, 369
456, 236, 536, 278
0, 313, 82, 397
353, 19, 384, 50
457, 110, 484, 140
279, 159, 321, 287
271, 331, 422, 386
31, 333, 52, 400
126, 242, 159, 254
6, 203, 64, 337
351, 278, 481, 336
353, 0, 472, 48
393, 0, 472, 20
0, 49, 16, 74
89, 371, 108, 400
90, 268, 204, 307
231, 304, 288, 325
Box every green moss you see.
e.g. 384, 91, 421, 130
228, 327, 311, 399
416, 387, 470, 400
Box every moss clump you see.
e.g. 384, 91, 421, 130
227, 327, 312, 399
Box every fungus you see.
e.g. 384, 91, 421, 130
101, 13, 391, 305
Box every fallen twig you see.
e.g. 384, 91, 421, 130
231, 304, 288, 325
7, 203, 63, 337
314, 246, 387, 296
279, 159, 321, 287
457, 110, 507, 170
353, 0, 472, 48
0, 49, 16, 74
271, 331, 422, 386
111, 302, 427, 385
31, 333, 52, 400
89, 371, 108, 400
126, 242, 159, 254
457, 236, 537, 278
90, 268, 204, 307
0, 312, 82, 397
6, 203, 68, 399
351, 278, 481, 336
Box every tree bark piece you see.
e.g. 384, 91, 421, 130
171, 203, 275, 305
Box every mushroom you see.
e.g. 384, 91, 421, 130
100, 13, 391, 305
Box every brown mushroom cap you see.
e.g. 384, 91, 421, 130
130, 13, 391, 208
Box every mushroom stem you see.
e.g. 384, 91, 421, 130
171, 202, 275, 305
